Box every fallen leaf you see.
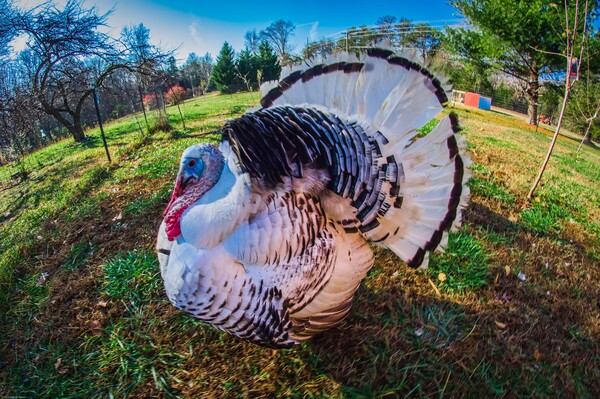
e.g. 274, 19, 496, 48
517, 272, 527, 281
505, 265, 511, 276
54, 358, 62, 370
438, 273, 447, 282
495, 321, 507, 329
501, 293, 512, 302
414, 327, 424, 337
89, 320, 103, 336
96, 301, 108, 308
112, 213, 123, 221
533, 349, 541, 361
36, 272, 49, 286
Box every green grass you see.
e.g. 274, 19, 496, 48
1, 93, 599, 398
427, 231, 492, 293
103, 250, 162, 300
63, 242, 96, 270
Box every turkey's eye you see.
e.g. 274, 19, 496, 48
187, 159, 197, 168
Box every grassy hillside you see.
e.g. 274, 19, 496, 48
0, 92, 598, 398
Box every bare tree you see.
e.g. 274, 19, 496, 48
0, 0, 17, 59
121, 22, 167, 133
0, 62, 45, 176
244, 29, 260, 55
11, 0, 116, 142
11, 1, 170, 142
260, 20, 296, 63
182, 52, 213, 96
528, 0, 593, 199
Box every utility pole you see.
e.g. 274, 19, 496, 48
346, 31, 349, 53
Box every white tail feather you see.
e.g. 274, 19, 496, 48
258, 49, 470, 268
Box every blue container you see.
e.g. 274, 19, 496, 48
478, 96, 492, 110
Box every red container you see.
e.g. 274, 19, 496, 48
464, 92, 480, 108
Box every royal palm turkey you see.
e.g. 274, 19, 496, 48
156, 48, 471, 348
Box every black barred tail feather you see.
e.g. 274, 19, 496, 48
224, 48, 470, 269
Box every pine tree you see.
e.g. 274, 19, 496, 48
257, 41, 281, 83
236, 49, 259, 90
212, 42, 237, 93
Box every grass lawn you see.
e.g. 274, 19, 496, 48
0, 92, 598, 398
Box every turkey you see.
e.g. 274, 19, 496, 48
156, 48, 471, 348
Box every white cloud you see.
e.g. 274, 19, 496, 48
309, 22, 319, 41
189, 22, 202, 46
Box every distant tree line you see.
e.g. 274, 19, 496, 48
0, 0, 173, 166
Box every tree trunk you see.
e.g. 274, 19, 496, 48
138, 85, 150, 132
46, 108, 87, 142
68, 124, 87, 142
176, 102, 186, 131
577, 119, 594, 152
528, 59, 572, 199
71, 114, 87, 142
526, 72, 540, 125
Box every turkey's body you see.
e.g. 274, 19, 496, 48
157, 48, 471, 347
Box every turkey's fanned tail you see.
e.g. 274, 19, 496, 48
226, 48, 470, 269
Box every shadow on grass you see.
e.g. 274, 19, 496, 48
184, 129, 221, 139
301, 203, 598, 396
0, 156, 98, 223
75, 136, 101, 149
302, 279, 599, 397
464, 201, 520, 235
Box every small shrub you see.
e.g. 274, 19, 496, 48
142, 93, 160, 110
416, 118, 441, 138
148, 116, 172, 134
165, 85, 186, 105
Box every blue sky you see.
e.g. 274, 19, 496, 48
100, 0, 461, 62
18, 1, 461, 63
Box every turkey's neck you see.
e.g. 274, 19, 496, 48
179, 159, 253, 249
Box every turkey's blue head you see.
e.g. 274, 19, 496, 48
163, 143, 225, 241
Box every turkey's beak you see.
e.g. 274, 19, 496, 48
180, 175, 197, 194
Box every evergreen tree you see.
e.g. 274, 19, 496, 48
165, 55, 179, 84
212, 42, 237, 93
235, 49, 258, 90
257, 41, 281, 83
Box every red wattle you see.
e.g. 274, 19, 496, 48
164, 176, 185, 241
164, 176, 183, 217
